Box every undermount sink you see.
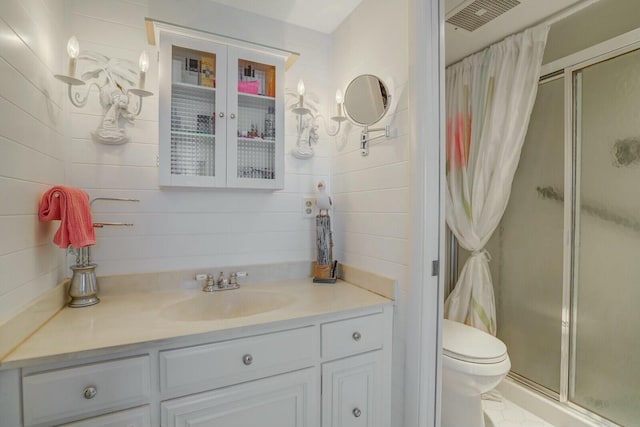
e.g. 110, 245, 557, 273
161, 290, 295, 321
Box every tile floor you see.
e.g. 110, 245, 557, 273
484, 397, 554, 427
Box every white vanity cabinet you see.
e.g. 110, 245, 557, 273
320, 313, 390, 427
3, 305, 392, 427
322, 353, 382, 427
158, 30, 285, 189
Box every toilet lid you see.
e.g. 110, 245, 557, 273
442, 319, 507, 364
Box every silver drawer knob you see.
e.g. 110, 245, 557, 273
83, 386, 97, 400
353, 408, 362, 418
352, 331, 362, 341
243, 354, 253, 365
230, 113, 236, 119
219, 112, 225, 118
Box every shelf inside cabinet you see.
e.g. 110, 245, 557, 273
173, 81, 216, 93
238, 92, 275, 101
172, 131, 216, 138
237, 137, 275, 144
237, 93, 276, 111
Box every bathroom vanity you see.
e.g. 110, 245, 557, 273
0, 276, 393, 427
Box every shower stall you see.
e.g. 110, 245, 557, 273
484, 29, 640, 427
449, 9, 640, 426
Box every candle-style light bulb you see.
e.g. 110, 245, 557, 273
297, 79, 305, 108
66, 36, 79, 78
137, 50, 149, 89
138, 50, 149, 73
335, 89, 344, 116
66, 36, 79, 59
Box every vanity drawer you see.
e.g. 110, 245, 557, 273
22, 356, 151, 427
60, 405, 151, 426
160, 326, 315, 395
321, 313, 384, 360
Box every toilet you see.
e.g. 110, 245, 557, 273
441, 319, 511, 427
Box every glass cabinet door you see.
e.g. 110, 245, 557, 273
226, 47, 284, 189
159, 34, 227, 187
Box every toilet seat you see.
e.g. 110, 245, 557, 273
443, 319, 507, 364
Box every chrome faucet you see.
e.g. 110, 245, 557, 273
201, 271, 247, 292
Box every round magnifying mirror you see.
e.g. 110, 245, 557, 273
343, 74, 390, 126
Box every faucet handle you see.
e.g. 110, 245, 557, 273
229, 271, 248, 285
201, 274, 216, 292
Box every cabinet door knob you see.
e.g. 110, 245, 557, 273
230, 113, 236, 119
83, 386, 97, 400
352, 331, 362, 341
243, 354, 253, 365
219, 112, 225, 118
352, 408, 362, 418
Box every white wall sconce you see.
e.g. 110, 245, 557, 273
290, 80, 346, 159
54, 36, 154, 145
330, 89, 347, 134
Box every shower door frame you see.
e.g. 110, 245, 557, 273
524, 27, 640, 426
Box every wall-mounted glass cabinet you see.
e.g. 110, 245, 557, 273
158, 31, 284, 189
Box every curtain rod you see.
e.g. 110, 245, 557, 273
535, 0, 601, 28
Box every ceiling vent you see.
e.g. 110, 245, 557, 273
446, 0, 520, 32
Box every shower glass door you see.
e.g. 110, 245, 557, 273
488, 77, 565, 394
481, 44, 640, 426
571, 47, 640, 426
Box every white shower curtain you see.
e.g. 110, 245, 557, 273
444, 25, 550, 335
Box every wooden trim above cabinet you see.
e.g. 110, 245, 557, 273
145, 17, 300, 70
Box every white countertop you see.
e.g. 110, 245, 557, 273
1, 278, 391, 368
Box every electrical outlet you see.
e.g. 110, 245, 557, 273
302, 197, 316, 218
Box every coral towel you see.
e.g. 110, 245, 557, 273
38, 186, 96, 249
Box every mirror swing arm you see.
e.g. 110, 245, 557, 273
360, 125, 391, 156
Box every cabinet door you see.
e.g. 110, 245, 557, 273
322, 352, 383, 427
226, 47, 284, 189
159, 32, 228, 187
161, 369, 317, 427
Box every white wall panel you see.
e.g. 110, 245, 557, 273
0, 58, 63, 132
70, 0, 149, 28
334, 212, 408, 239
0, 97, 64, 158
71, 114, 158, 144
0, 138, 64, 185
65, 0, 331, 275
0, 19, 63, 108
0, 179, 57, 216
0, 215, 55, 256
71, 139, 158, 167
0, 270, 61, 325
331, 0, 410, 425
0, 0, 65, 322
0, 0, 62, 74
0, 244, 59, 296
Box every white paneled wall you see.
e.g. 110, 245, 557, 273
0, 0, 65, 324
331, 0, 410, 425
66, 0, 332, 276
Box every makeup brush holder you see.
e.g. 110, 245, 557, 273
68, 264, 100, 307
